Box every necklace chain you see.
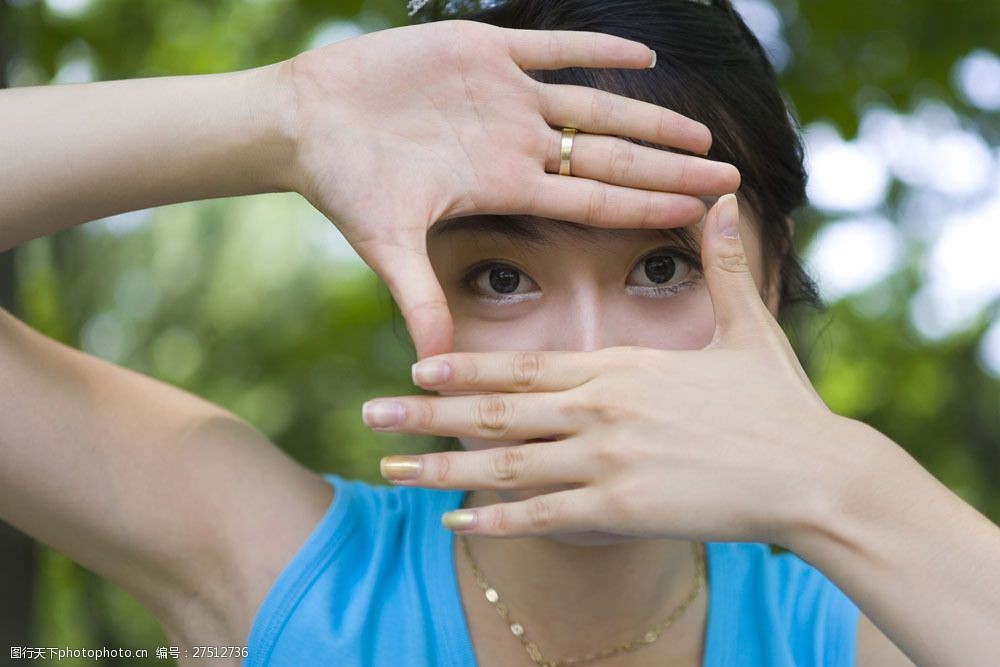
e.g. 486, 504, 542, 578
458, 535, 705, 667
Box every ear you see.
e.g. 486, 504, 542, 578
763, 215, 795, 318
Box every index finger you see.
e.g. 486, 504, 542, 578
503, 27, 656, 71
410, 349, 604, 392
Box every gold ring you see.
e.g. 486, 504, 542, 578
559, 127, 577, 176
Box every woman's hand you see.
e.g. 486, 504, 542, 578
282, 20, 740, 360
362, 194, 865, 547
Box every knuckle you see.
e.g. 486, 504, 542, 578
432, 453, 452, 484
526, 496, 556, 531
511, 350, 544, 390
639, 190, 656, 227
586, 182, 610, 225
475, 394, 514, 437
559, 385, 597, 418
564, 388, 628, 424
489, 504, 511, 533
589, 402, 628, 424
546, 31, 562, 65
413, 400, 437, 431
607, 473, 647, 512
592, 442, 632, 470
675, 156, 692, 191
717, 248, 750, 274
605, 480, 640, 516
608, 140, 637, 183
656, 111, 675, 142
580, 391, 631, 424
490, 446, 527, 483
588, 91, 615, 129
457, 357, 479, 386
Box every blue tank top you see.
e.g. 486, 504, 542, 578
244, 472, 859, 666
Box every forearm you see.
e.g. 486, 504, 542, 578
0, 60, 298, 251
787, 418, 1000, 667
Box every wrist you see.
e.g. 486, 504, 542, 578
780, 415, 912, 555
238, 60, 301, 194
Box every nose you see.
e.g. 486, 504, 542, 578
545, 288, 624, 353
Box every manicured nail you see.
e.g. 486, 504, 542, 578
363, 400, 405, 428
442, 510, 478, 531
718, 193, 739, 240
381, 456, 422, 480
648, 49, 657, 69
411, 360, 451, 386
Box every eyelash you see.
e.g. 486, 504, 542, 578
458, 248, 703, 305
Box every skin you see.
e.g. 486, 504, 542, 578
368, 193, 1000, 665
3, 16, 995, 666
418, 198, 775, 651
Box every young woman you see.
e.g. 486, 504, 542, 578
1, 1, 997, 666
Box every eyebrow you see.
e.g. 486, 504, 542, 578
430, 216, 700, 253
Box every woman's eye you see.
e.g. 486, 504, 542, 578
461, 262, 539, 303
626, 250, 700, 296
460, 250, 701, 305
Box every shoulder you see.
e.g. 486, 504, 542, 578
241, 473, 467, 667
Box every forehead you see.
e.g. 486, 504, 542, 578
429, 215, 703, 251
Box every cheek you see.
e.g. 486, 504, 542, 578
621, 287, 717, 350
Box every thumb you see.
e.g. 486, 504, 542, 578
701, 193, 769, 345
357, 229, 455, 361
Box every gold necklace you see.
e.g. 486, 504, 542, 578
458, 535, 705, 667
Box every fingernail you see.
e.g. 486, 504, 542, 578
442, 510, 478, 531
381, 455, 422, 480
718, 193, 739, 240
363, 400, 405, 428
412, 360, 451, 386
647, 49, 657, 69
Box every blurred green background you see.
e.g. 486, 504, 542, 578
0, 0, 998, 663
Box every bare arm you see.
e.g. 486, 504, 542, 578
0, 305, 333, 643
789, 419, 1000, 667
0, 20, 740, 642
0, 61, 327, 640
0, 62, 296, 249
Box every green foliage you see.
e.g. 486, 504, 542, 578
3, 0, 998, 661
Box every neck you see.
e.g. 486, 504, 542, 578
455, 488, 706, 660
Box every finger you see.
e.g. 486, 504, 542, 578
381, 440, 595, 493
528, 173, 706, 229
542, 129, 740, 196
359, 227, 454, 361
700, 193, 771, 344
440, 486, 606, 537
410, 349, 602, 391
362, 391, 578, 440
538, 84, 713, 156
504, 28, 656, 71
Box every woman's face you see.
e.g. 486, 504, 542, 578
425, 204, 781, 542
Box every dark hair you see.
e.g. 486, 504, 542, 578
411, 0, 823, 322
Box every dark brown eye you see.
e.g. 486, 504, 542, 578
460, 262, 539, 302
626, 250, 699, 294
487, 266, 520, 293
642, 255, 677, 284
